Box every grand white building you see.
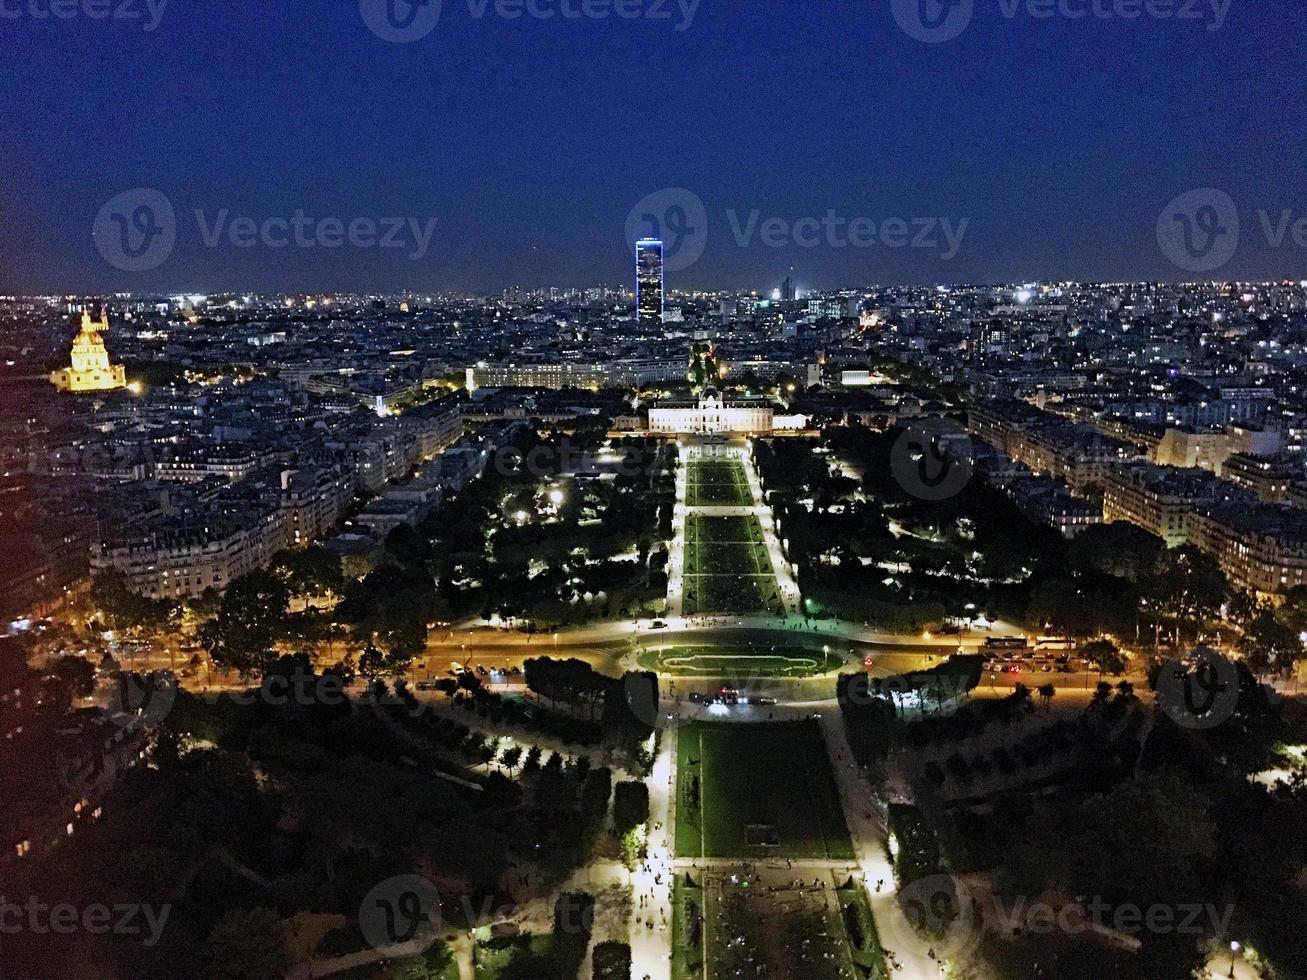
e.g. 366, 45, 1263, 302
648, 389, 805, 435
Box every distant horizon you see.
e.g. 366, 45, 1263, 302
9, 275, 1307, 305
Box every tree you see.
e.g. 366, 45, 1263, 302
500, 745, 524, 774
47, 655, 96, 698
1238, 610, 1303, 676
1081, 638, 1126, 676
203, 908, 288, 980
1037, 683, 1056, 712
592, 941, 632, 980
200, 571, 291, 677
1277, 586, 1307, 636
338, 564, 435, 662
90, 570, 174, 631
272, 545, 342, 607
612, 781, 649, 834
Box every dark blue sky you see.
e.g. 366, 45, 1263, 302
2, 0, 1305, 294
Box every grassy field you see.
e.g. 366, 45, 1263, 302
675, 870, 883, 980
671, 875, 704, 980
675, 721, 854, 860
686, 459, 752, 508
682, 514, 784, 616
637, 645, 844, 678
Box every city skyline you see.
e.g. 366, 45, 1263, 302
7, 5, 1307, 980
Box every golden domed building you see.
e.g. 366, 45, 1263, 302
50, 310, 127, 393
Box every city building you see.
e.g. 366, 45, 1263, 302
648, 388, 805, 434
49, 310, 128, 393
636, 239, 664, 324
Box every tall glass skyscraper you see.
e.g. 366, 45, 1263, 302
636, 239, 664, 324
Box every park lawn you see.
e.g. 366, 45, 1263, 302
671, 875, 705, 980
682, 574, 784, 616
638, 645, 844, 678
687, 540, 770, 575
682, 512, 783, 615
675, 721, 854, 860
687, 478, 751, 507
836, 881, 890, 979
686, 513, 764, 545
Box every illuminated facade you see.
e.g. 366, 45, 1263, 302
50, 311, 127, 393
636, 238, 664, 324
649, 389, 805, 434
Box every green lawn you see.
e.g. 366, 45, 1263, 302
637, 645, 844, 678
675, 721, 854, 860
686, 460, 752, 507
682, 514, 784, 616
671, 875, 704, 980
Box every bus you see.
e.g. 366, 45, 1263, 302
1035, 636, 1077, 653
983, 636, 1029, 654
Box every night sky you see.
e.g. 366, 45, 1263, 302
2, 0, 1305, 294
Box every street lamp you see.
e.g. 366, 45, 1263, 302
1228, 941, 1241, 978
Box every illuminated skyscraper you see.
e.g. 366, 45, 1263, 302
636, 238, 664, 324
